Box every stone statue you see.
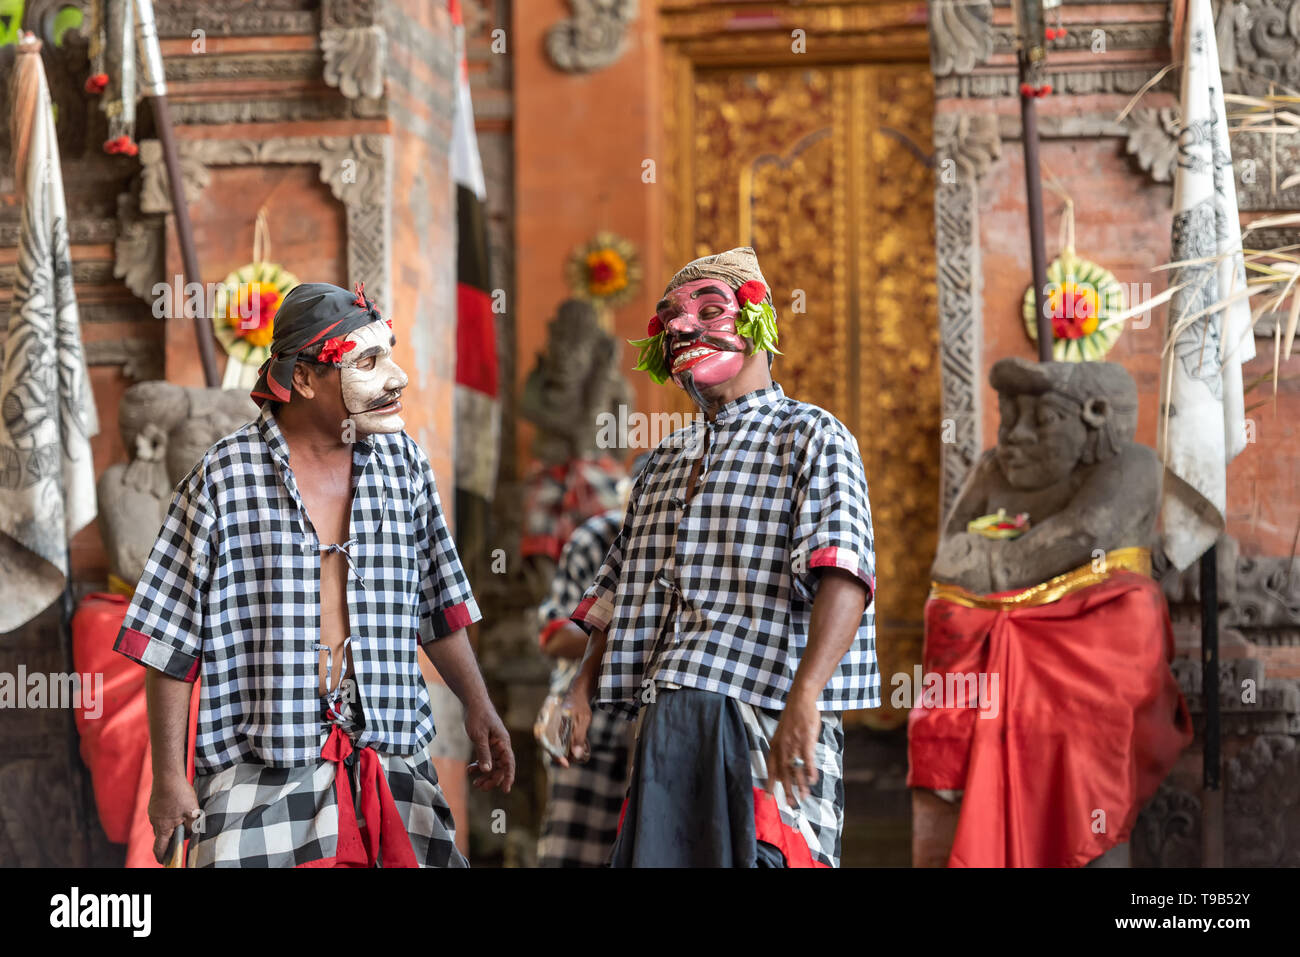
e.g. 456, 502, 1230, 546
912, 357, 1187, 869
97, 382, 256, 587
931, 357, 1161, 593
517, 298, 632, 602
520, 298, 632, 466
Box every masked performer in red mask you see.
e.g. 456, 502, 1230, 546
562, 248, 877, 867
115, 282, 514, 867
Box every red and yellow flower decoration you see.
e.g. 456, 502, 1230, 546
967, 509, 1031, 540
1022, 249, 1125, 361
214, 261, 300, 380
566, 232, 641, 310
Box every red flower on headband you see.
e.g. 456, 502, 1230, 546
647, 314, 663, 337
353, 281, 368, 308
318, 336, 356, 364
736, 280, 767, 306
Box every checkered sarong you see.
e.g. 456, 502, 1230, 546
538, 707, 633, 867
189, 691, 466, 868
736, 698, 844, 868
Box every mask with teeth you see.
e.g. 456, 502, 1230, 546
657, 279, 750, 392
339, 320, 410, 434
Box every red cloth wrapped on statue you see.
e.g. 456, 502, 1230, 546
907, 548, 1193, 867
72, 591, 199, 868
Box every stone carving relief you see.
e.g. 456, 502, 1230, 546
321, 25, 386, 100
113, 191, 163, 302
1218, 0, 1300, 90
929, 0, 993, 77
1131, 782, 1203, 868
932, 113, 1000, 519
1225, 734, 1300, 866
546, 0, 638, 73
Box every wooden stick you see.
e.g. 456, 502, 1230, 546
134, 0, 220, 388
1015, 0, 1053, 362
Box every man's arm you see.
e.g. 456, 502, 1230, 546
423, 629, 515, 792
145, 668, 201, 864
542, 622, 591, 660
767, 568, 867, 805
556, 625, 609, 767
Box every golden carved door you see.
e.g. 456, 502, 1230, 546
663, 10, 938, 729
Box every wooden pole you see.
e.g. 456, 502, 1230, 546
1015, 0, 1053, 362
1201, 543, 1224, 866
133, 0, 220, 388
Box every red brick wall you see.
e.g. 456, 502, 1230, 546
977, 96, 1300, 558
512, 0, 666, 473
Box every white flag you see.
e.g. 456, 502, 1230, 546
0, 39, 99, 632
1158, 0, 1256, 571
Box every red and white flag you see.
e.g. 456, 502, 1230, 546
449, 0, 499, 536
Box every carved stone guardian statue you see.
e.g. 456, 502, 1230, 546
909, 358, 1192, 868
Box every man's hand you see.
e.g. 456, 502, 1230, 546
766, 693, 821, 808
465, 701, 515, 793
555, 675, 593, 769
148, 772, 202, 865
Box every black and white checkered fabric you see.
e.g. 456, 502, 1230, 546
537, 509, 633, 866
115, 405, 481, 772
539, 509, 625, 697
739, 698, 844, 868
572, 383, 878, 719
538, 707, 633, 867
189, 693, 466, 868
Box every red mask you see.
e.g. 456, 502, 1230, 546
656, 279, 749, 391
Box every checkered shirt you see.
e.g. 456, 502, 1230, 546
114, 405, 481, 773
572, 382, 878, 718
537, 508, 633, 867
538, 508, 625, 695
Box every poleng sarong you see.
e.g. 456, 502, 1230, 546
610, 685, 844, 868
189, 691, 466, 868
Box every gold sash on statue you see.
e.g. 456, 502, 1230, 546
928, 547, 1152, 610
108, 573, 136, 598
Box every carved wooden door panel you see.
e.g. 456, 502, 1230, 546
672, 60, 939, 729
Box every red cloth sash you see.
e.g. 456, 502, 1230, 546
300, 725, 419, 868
907, 570, 1192, 867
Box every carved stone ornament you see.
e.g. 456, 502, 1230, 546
321, 25, 387, 100
1219, 0, 1300, 91
1225, 734, 1300, 866
928, 0, 994, 77
546, 0, 638, 74
933, 113, 1002, 180
113, 191, 164, 302
932, 113, 1000, 517
137, 139, 210, 216
1124, 107, 1181, 184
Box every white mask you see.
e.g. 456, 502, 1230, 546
339, 320, 409, 434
